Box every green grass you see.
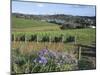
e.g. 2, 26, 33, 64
12, 16, 60, 32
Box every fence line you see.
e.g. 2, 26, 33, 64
76, 44, 96, 60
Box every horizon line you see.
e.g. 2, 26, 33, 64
12, 12, 96, 17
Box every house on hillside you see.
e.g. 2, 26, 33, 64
41, 19, 46, 22
15, 14, 25, 18
24, 15, 31, 19
46, 19, 66, 25
88, 26, 96, 28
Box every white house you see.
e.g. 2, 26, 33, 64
88, 26, 96, 28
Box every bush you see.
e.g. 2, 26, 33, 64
53, 36, 62, 42
41, 36, 49, 42
14, 34, 25, 41
25, 34, 32, 41
20, 35, 25, 41
78, 59, 95, 70
64, 36, 75, 43
29, 35, 37, 41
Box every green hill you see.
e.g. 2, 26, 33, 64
12, 16, 60, 32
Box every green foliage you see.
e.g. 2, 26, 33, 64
41, 36, 49, 42
78, 59, 95, 70
52, 35, 63, 42
64, 36, 75, 43
12, 28, 96, 45
11, 48, 77, 74
30, 35, 37, 41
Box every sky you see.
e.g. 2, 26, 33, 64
12, 1, 96, 16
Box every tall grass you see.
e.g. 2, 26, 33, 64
11, 48, 78, 74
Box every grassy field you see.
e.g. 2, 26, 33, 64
12, 16, 60, 32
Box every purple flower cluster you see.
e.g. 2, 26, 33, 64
33, 48, 77, 66
38, 49, 49, 56
34, 56, 47, 64
33, 49, 48, 65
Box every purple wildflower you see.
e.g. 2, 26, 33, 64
38, 49, 49, 56
48, 50, 57, 59
33, 56, 47, 64
38, 56, 47, 64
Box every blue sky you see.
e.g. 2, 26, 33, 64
12, 1, 96, 16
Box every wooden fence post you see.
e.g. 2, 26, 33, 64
78, 46, 82, 60
37, 35, 38, 43
14, 34, 15, 42
49, 36, 51, 44
74, 36, 76, 44
62, 36, 64, 43
25, 35, 27, 43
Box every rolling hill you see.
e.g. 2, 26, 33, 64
12, 16, 61, 32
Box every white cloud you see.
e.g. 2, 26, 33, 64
36, 3, 44, 7
68, 5, 95, 9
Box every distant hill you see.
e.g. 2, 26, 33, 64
12, 13, 96, 31
12, 13, 95, 22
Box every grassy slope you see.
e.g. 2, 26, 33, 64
12, 16, 60, 32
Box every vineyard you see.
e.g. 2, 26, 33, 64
12, 28, 95, 45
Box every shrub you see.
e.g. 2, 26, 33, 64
14, 33, 25, 41
29, 35, 37, 41
41, 36, 49, 42
20, 35, 25, 41
78, 59, 95, 70
53, 36, 62, 42
64, 36, 75, 43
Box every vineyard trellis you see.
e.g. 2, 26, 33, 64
12, 33, 75, 43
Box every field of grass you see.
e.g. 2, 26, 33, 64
12, 16, 60, 32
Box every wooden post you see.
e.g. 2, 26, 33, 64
14, 34, 15, 43
78, 46, 81, 60
49, 36, 51, 44
37, 35, 38, 43
62, 36, 64, 43
74, 36, 76, 44
25, 35, 27, 43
